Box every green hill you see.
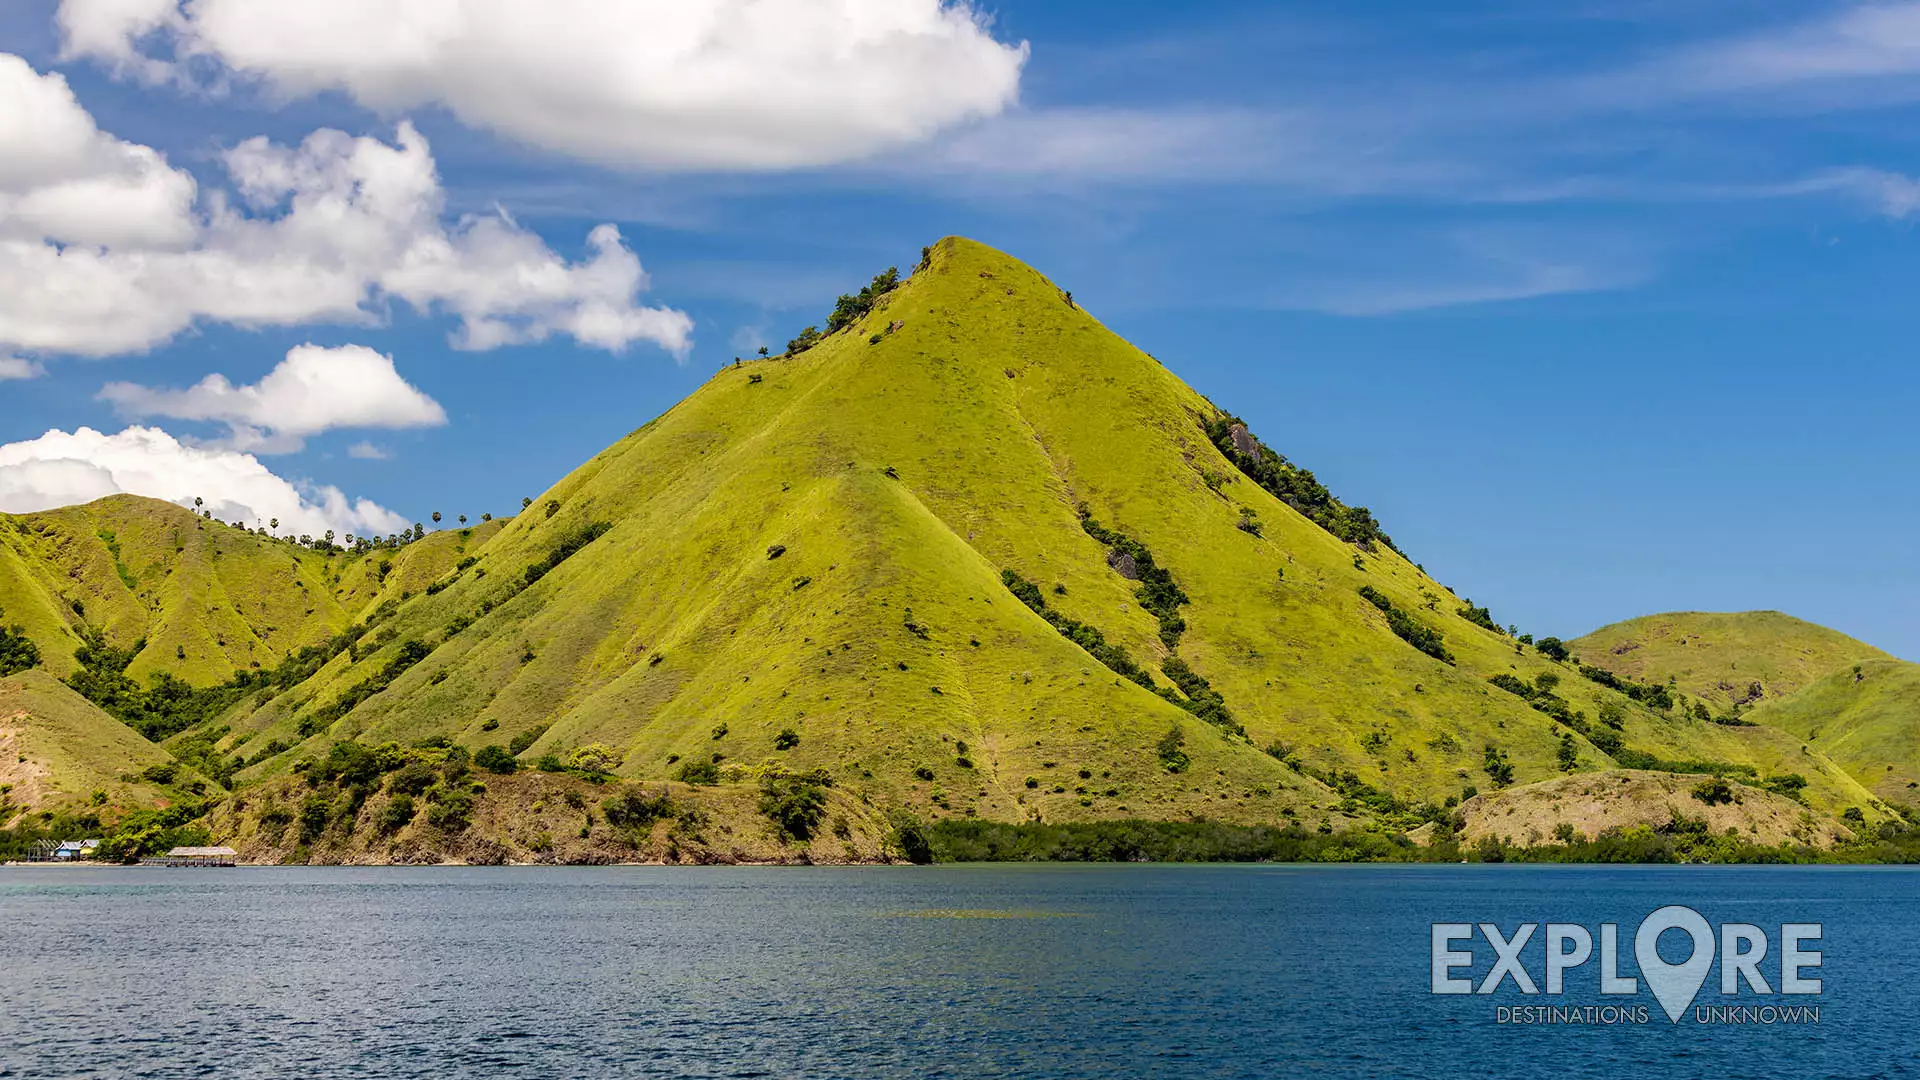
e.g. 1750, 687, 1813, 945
0, 496, 503, 684
0, 237, 1902, 856
1744, 658, 1920, 804
167, 238, 1880, 827
0, 669, 181, 825
1571, 611, 1890, 710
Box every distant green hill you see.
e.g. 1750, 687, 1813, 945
0, 496, 503, 685
0, 238, 1902, 854
1744, 659, 1920, 804
1571, 611, 1889, 710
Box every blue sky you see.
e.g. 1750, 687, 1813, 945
0, 0, 1916, 657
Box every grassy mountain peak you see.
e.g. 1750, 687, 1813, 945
1, 236, 1909, 858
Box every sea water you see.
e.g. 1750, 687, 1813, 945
0, 864, 1907, 1078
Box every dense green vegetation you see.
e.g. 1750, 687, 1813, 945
0, 609, 38, 677
1002, 568, 1154, 690
928, 819, 1415, 863
1077, 511, 1187, 648
1482, 744, 1515, 786
1159, 656, 1240, 736
265, 739, 484, 843
926, 815, 1920, 865
1487, 671, 1587, 727
826, 267, 902, 334
1455, 600, 1504, 635
297, 639, 432, 738
64, 629, 247, 742
1575, 663, 1675, 711
1002, 562, 1241, 735
759, 777, 829, 841
1203, 416, 1394, 550
522, 521, 612, 586
602, 788, 675, 834
1073, 510, 1240, 734
780, 266, 905, 357
1357, 586, 1453, 664
784, 326, 823, 356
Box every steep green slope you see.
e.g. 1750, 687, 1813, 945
0, 497, 503, 685
1573, 611, 1890, 710
187, 237, 1876, 827
1744, 658, 1920, 804
0, 670, 182, 824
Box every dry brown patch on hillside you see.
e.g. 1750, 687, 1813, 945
0, 712, 53, 822
1458, 769, 1849, 848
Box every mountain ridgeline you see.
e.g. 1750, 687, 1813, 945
3, 237, 1916, 863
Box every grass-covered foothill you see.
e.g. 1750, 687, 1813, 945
1741, 659, 1920, 802
0, 496, 505, 689
1572, 610, 1891, 710
48, 580, 418, 764
0, 671, 191, 823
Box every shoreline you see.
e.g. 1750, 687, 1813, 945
8, 858, 1920, 869
15, 804, 1912, 868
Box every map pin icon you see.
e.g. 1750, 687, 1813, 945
1635, 905, 1715, 1023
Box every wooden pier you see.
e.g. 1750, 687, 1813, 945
143, 846, 239, 867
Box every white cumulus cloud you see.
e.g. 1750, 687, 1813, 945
99, 343, 447, 453
0, 55, 196, 249
0, 425, 408, 538
56, 0, 1028, 171
0, 53, 693, 360
0, 356, 44, 380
